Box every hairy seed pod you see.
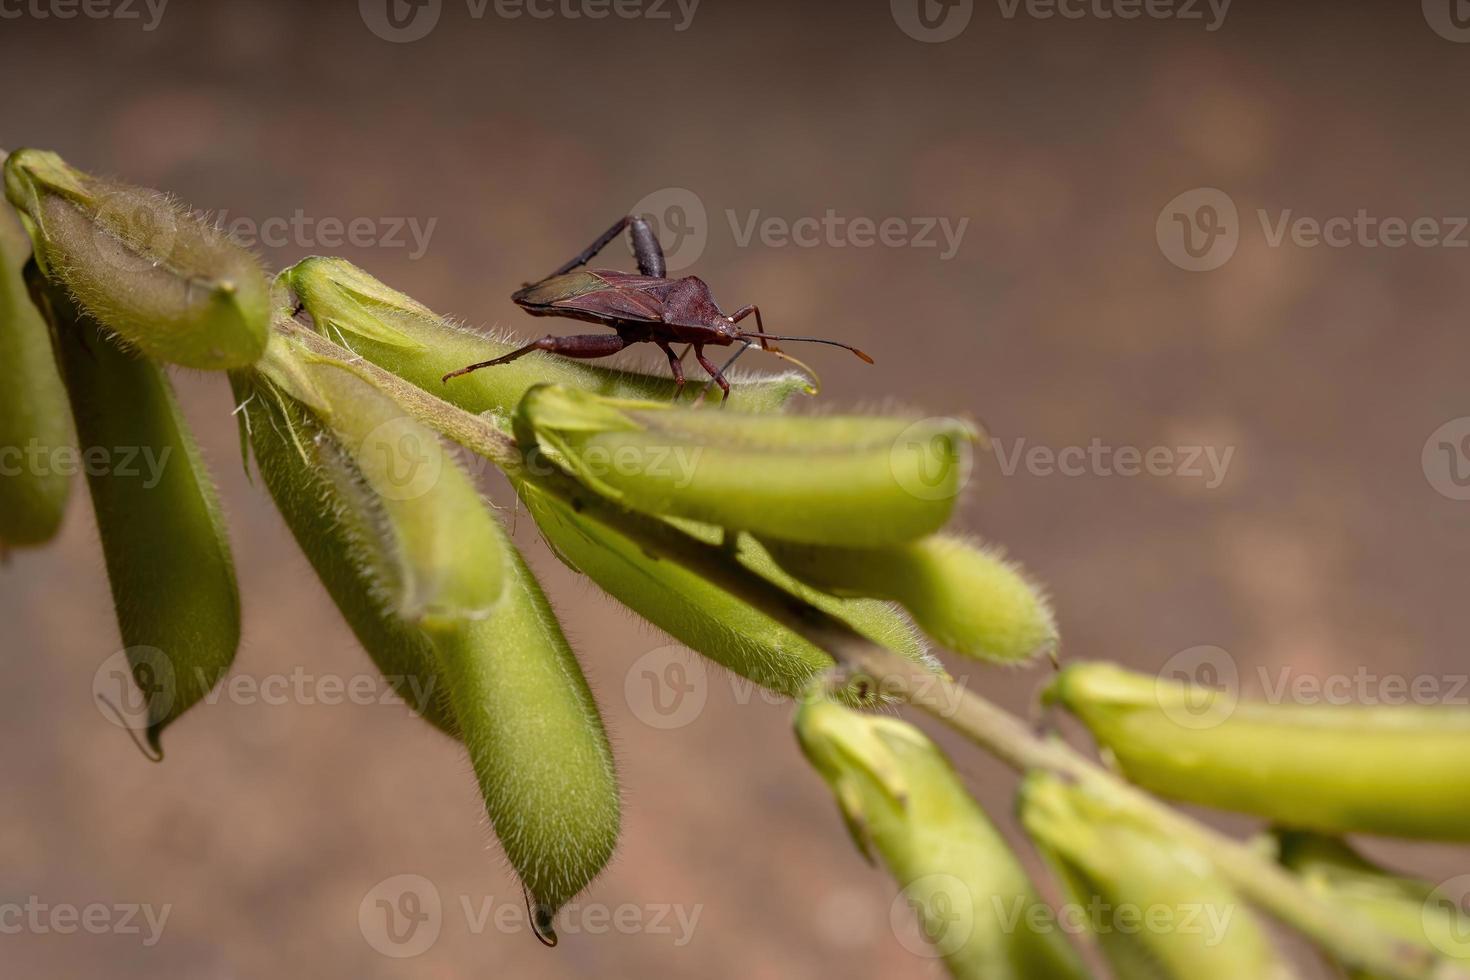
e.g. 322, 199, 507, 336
0, 197, 72, 547
796, 701, 1088, 979
1021, 772, 1295, 980
1046, 662, 1470, 841
4, 149, 269, 370
248, 346, 618, 931
426, 546, 620, 942
764, 535, 1056, 663
230, 371, 455, 732
284, 256, 810, 415
298, 359, 505, 626
32, 270, 238, 754
517, 384, 976, 547
516, 476, 930, 699
1272, 830, 1470, 978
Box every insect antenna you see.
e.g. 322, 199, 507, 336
737, 331, 874, 363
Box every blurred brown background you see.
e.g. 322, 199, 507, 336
5, 1, 1470, 976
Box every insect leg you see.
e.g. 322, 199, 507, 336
628, 215, 666, 278
442, 333, 631, 382
655, 340, 686, 401
693, 343, 731, 403
545, 216, 633, 279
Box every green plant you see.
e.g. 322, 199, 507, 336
4, 147, 1469, 977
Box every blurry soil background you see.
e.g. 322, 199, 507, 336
4, 1, 1470, 977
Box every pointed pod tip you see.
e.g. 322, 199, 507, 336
145, 724, 167, 763
530, 902, 558, 947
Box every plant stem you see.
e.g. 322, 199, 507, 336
277, 318, 1461, 980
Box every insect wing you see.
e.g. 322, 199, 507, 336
551, 276, 666, 322
516, 270, 610, 306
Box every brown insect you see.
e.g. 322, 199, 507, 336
441, 215, 872, 400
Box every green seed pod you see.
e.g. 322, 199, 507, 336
517, 384, 976, 547
1273, 830, 1470, 978
4, 149, 269, 370
0, 196, 72, 548
1046, 662, 1470, 841
795, 700, 1088, 979
764, 535, 1056, 663
230, 371, 455, 733
1020, 771, 1295, 980
34, 272, 238, 754
283, 256, 810, 415
516, 475, 930, 699
297, 359, 505, 627
247, 346, 617, 932
426, 547, 620, 941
